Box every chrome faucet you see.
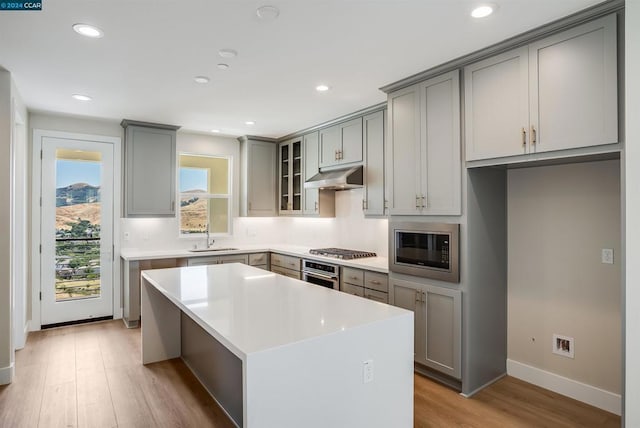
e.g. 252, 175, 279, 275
205, 224, 214, 249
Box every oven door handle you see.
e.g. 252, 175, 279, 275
304, 271, 338, 281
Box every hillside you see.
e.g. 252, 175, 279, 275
181, 198, 208, 233
56, 202, 101, 230
56, 183, 100, 207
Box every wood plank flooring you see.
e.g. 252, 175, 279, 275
0, 320, 621, 427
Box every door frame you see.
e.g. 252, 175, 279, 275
31, 129, 122, 330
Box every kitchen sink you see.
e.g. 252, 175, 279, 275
189, 248, 239, 252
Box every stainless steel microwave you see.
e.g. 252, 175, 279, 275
389, 222, 460, 283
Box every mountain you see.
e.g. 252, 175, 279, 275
56, 202, 101, 230
56, 183, 100, 207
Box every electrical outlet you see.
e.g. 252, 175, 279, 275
123, 231, 130, 241
601, 248, 614, 264
552, 334, 574, 359
363, 360, 374, 384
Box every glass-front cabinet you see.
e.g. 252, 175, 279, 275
279, 138, 303, 214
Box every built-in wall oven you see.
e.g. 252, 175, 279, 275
302, 259, 340, 290
389, 222, 460, 283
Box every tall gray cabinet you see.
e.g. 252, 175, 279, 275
121, 120, 179, 217
239, 136, 277, 217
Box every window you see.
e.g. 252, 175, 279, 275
179, 154, 231, 235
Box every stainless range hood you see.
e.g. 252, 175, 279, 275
304, 165, 363, 190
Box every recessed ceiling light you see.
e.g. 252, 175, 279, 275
72, 94, 92, 101
471, 4, 495, 18
194, 76, 210, 84
211, 129, 221, 133
256, 5, 280, 21
72, 23, 104, 38
217, 63, 230, 70
219, 49, 238, 58
245, 121, 255, 126
316, 84, 330, 92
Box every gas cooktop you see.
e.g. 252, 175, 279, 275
308, 248, 377, 260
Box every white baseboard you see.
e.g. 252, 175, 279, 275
507, 359, 621, 415
0, 363, 15, 385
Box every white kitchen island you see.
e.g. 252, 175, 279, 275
141, 263, 413, 428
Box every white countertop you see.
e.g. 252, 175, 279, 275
121, 244, 389, 273
141, 263, 407, 358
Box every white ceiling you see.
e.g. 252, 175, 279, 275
0, 0, 606, 138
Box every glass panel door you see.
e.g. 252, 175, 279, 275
41, 137, 114, 325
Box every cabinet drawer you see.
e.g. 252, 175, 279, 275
341, 282, 364, 297
364, 271, 388, 293
364, 288, 388, 304
271, 253, 301, 270
342, 267, 364, 286
187, 256, 219, 266
249, 253, 269, 266
217, 254, 249, 265
271, 266, 301, 280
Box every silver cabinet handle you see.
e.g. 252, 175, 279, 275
531, 125, 537, 145
521, 127, 527, 148
422, 195, 426, 208
415, 195, 421, 209
362, 199, 365, 211
315, 201, 318, 211
368, 280, 381, 285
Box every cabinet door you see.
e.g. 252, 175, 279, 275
338, 117, 363, 165
529, 14, 617, 153
319, 125, 341, 168
278, 141, 291, 213
464, 47, 530, 161
303, 132, 319, 215
387, 84, 422, 215
391, 279, 423, 362
421, 70, 462, 215
291, 139, 303, 213
422, 284, 462, 380
187, 256, 218, 266
246, 140, 276, 216
363, 111, 385, 216
125, 126, 176, 216
217, 254, 249, 265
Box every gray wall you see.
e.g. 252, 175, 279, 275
507, 160, 621, 394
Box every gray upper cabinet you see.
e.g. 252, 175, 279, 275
465, 14, 617, 162
239, 137, 277, 217
319, 117, 363, 168
464, 47, 529, 161
278, 137, 303, 214
122, 120, 179, 217
363, 110, 385, 216
386, 70, 461, 216
303, 131, 319, 215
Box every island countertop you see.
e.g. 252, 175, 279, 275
141, 263, 408, 359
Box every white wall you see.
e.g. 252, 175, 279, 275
121, 187, 388, 257
0, 69, 27, 384
0, 70, 13, 384
625, 0, 640, 424
507, 161, 621, 398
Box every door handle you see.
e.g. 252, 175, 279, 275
531, 125, 537, 145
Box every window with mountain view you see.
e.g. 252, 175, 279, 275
179, 154, 231, 235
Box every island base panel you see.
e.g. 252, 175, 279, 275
141, 278, 181, 364
181, 313, 243, 428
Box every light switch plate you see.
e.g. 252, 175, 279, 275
601, 248, 614, 264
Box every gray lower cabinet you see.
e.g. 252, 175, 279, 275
187, 254, 249, 267
341, 267, 388, 303
270, 253, 301, 279
122, 120, 179, 217
249, 252, 270, 270
391, 278, 462, 380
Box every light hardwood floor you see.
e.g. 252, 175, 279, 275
0, 320, 620, 427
